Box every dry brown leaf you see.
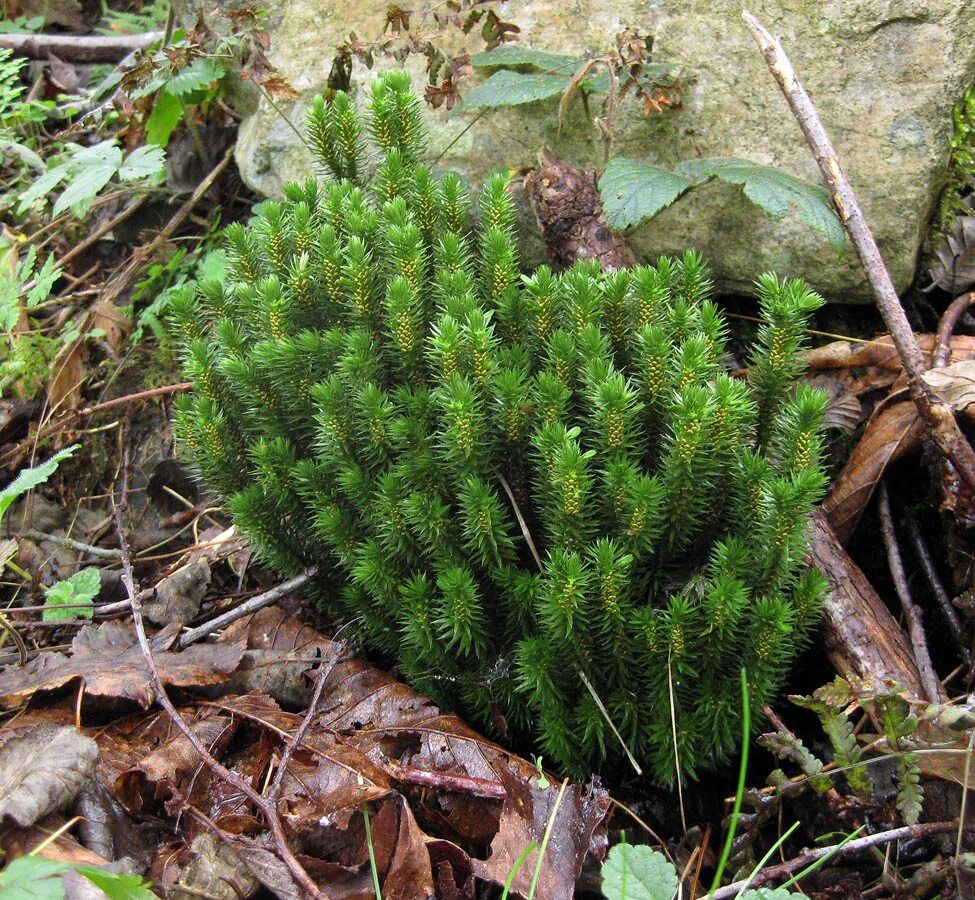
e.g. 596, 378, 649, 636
921, 359, 975, 413
928, 196, 975, 293
115, 713, 238, 814
0, 725, 98, 827
0, 621, 243, 709
47, 339, 87, 413
90, 298, 132, 355
821, 399, 925, 543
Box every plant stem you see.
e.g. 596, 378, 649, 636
742, 11, 975, 492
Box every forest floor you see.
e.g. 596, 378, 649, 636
1, 3, 974, 899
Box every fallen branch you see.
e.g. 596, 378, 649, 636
710, 820, 975, 898
177, 567, 319, 649
876, 483, 942, 702
0, 31, 163, 62
935, 291, 975, 367
743, 11, 975, 492
111, 448, 323, 899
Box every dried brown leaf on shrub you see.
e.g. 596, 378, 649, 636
0, 621, 243, 708
822, 399, 925, 543
0, 725, 98, 827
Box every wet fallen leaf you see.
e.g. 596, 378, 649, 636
174, 832, 261, 900
115, 713, 238, 814
821, 398, 925, 543
928, 197, 975, 293
0, 621, 243, 709
142, 559, 211, 626
0, 725, 98, 827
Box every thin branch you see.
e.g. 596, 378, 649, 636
934, 291, 975, 367
742, 11, 975, 492
177, 568, 318, 649
904, 514, 972, 667
0, 31, 164, 62
876, 482, 942, 702
111, 451, 322, 899
710, 820, 975, 898
15, 530, 121, 559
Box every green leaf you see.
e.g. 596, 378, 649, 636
26, 253, 61, 307
0, 445, 79, 527
118, 144, 166, 181
73, 866, 156, 899
164, 57, 225, 96
16, 164, 69, 213
598, 157, 695, 230
463, 69, 570, 108
43, 567, 101, 622
0, 856, 69, 899
676, 157, 846, 249
145, 90, 184, 148
470, 45, 581, 73
601, 843, 677, 900
52, 143, 122, 217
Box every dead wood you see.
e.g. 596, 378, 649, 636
0, 31, 163, 63
523, 147, 637, 271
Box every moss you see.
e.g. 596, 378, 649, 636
933, 83, 975, 237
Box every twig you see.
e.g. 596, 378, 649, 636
904, 515, 972, 667
0, 31, 164, 62
934, 291, 975, 367
266, 653, 336, 804
0, 382, 191, 469
742, 11, 975, 493
111, 450, 322, 899
177, 568, 318, 649
709, 820, 975, 898
876, 483, 942, 702
15, 530, 121, 559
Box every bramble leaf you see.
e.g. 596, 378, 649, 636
118, 144, 166, 181
598, 157, 695, 230
43, 567, 101, 622
676, 157, 846, 249
463, 69, 570, 107
0, 445, 79, 526
470, 46, 580, 73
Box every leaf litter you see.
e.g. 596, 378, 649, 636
0, 605, 609, 898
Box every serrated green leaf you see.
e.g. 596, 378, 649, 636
145, 90, 183, 148
0, 856, 69, 899
463, 69, 571, 108
598, 157, 695, 230
164, 57, 225, 96
43, 567, 101, 622
601, 843, 677, 900
52, 144, 123, 217
74, 866, 155, 899
0, 445, 79, 526
676, 157, 846, 249
26, 253, 61, 307
118, 144, 166, 180
16, 164, 69, 213
470, 45, 581, 73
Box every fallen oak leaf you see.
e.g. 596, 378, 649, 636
0, 621, 243, 709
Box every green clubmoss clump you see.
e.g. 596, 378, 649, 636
172, 72, 828, 781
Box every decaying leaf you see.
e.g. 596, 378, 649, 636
142, 558, 210, 626
0, 621, 243, 708
822, 399, 925, 543
921, 359, 975, 413
928, 196, 975, 293
0, 725, 98, 827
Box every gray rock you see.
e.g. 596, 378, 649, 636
227, 0, 975, 302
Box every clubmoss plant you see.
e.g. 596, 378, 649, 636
172, 71, 829, 781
